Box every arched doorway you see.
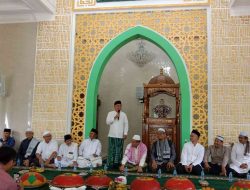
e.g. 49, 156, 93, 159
84, 25, 191, 147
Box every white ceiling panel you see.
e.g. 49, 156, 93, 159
0, 0, 56, 24
230, 0, 250, 16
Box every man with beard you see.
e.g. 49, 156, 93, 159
17, 128, 39, 166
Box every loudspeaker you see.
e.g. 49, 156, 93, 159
136, 87, 144, 100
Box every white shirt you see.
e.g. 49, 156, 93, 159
230, 142, 250, 173
36, 139, 58, 160
106, 111, 128, 138
121, 143, 147, 167
79, 138, 101, 158
58, 142, 78, 161
180, 141, 204, 166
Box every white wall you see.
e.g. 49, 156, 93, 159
98, 39, 179, 156
0, 23, 37, 149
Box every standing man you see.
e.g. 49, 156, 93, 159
203, 135, 229, 176
176, 130, 204, 175
151, 128, 176, 173
55, 134, 78, 168
120, 135, 147, 173
106, 100, 129, 169
17, 128, 39, 167
0, 128, 15, 148
0, 146, 23, 190
36, 131, 58, 168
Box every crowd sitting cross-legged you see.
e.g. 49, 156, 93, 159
2, 126, 250, 179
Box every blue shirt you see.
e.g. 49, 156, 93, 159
0, 137, 15, 147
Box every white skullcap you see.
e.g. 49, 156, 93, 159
239, 131, 248, 137
132, 135, 141, 141
216, 135, 224, 142
25, 128, 33, 132
42, 130, 51, 137
158, 128, 165, 133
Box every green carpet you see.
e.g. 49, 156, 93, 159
10, 167, 234, 190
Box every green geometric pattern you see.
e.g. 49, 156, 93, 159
28, 175, 37, 184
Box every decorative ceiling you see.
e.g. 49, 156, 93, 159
0, 0, 56, 24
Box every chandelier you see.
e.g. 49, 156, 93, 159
127, 40, 155, 67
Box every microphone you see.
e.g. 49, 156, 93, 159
117, 110, 120, 120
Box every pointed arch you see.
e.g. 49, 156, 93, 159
84, 25, 191, 147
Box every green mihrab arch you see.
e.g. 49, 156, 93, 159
84, 25, 191, 147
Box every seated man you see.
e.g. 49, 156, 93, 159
77, 128, 102, 168
17, 128, 39, 167
203, 135, 229, 176
0, 146, 22, 190
176, 129, 204, 175
0, 128, 15, 148
119, 135, 147, 173
229, 131, 250, 178
36, 131, 58, 168
151, 128, 176, 172
55, 134, 78, 168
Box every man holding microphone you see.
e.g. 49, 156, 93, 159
106, 100, 129, 169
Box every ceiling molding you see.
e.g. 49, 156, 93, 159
0, 0, 56, 24
230, 0, 250, 16
73, 0, 210, 12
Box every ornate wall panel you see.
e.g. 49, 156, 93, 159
211, 0, 250, 144
73, 10, 208, 145
32, 0, 72, 140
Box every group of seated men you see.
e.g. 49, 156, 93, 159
120, 129, 250, 179
0, 128, 102, 169
0, 127, 250, 178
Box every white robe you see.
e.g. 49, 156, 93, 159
55, 142, 78, 167
36, 139, 58, 160
78, 138, 101, 158
180, 142, 204, 166
230, 143, 250, 174
77, 155, 102, 168
77, 138, 102, 168
106, 111, 128, 138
